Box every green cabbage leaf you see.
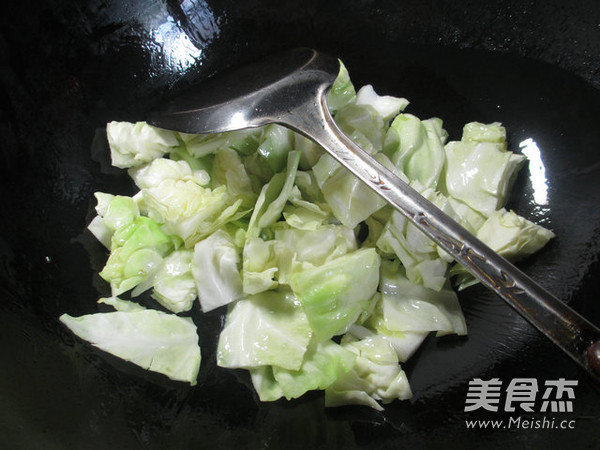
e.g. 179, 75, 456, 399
60, 310, 200, 384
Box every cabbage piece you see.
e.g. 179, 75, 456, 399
257, 124, 295, 173
149, 249, 197, 313
192, 229, 244, 311
217, 289, 312, 371
88, 194, 140, 249
131, 248, 197, 313
106, 121, 178, 169
246, 150, 301, 238
476, 208, 555, 260
101, 195, 140, 231
94, 192, 115, 216
379, 260, 467, 336
128, 158, 210, 189
293, 170, 326, 205
98, 296, 146, 312
326, 61, 356, 113
100, 217, 180, 296
151, 181, 242, 245
451, 208, 555, 289
345, 324, 428, 363
377, 225, 447, 292
273, 223, 357, 279
179, 128, 262, 158
335, 83, 408, 154
222, 129, 264, 155
325, 336, 412, 411
128, 157, 246, 246
446, 197, 487, 235
249, 366, 285, 402
351, 292, 429, 363
360, 206, 392, 251
294, 134, 324, 170
334, 103, 386, 155
282, 186, 330, 230
462, 121, 507, 150
171, 196, 247, 248
354, 84, 409, 122
312, 152, 400, 229
442, 138, 526, 216
60, 310, 201, 384
268, 340, 356, 400
168, 142, 210, 172
240, 152, 275, 186
290, 248, 380, 341
177, 132, 226, 158
257, 151, 301, 230
211, 147, 258, 207
384, 114, 447, 190
376, 187, 458, 291
88, 216, 113, 250
242, 236, 279, 295
274, 224, 356, 265
138, 172, 218, 223
242, 222, 358, 293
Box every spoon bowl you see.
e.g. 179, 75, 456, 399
148, 48, 338, 134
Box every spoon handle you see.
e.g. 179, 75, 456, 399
290, 91, 600, 382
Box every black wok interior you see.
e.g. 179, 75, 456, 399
1, 1, 599, 448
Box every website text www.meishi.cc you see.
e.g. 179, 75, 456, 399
465, 416, 576, 430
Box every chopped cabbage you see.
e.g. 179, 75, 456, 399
290, 248, 380, 341
98, 296, 146, 312
257, 124, 296, 173
442, 123, 526, 216
99, 216, 180, 296
378, 260, 467, 337
451, 208, 555, 289
345, 324, 428, 363
282, 185, 330, 230
180, 128, 262, 158
384, 114, 447, 190
193, 229, 243, 311
251, 340, 357, 401
274, 223, 357, 269
211, 147, 258, 207
325, 336, 412, 411
375, 187, 460, 291
65, 60, 555, 411
150, 249, 197, 313
87, 194, 139, 249
129, 157, 210, 189
354, 84, 409, 122
241, 236, 279, 294
248, 150, 301, 236
476, 208, 555, 260
107, 121, 178, 168
462, 121, 507, 149
326, 61, 356, 113
216, 289, 312, 370
312, 152, 398, 229
130, 158, 244, 246
60, 310, 200, 384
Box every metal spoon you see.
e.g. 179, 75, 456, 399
148, 47, 600, 381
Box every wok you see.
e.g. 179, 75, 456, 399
1, 0, 599, 448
